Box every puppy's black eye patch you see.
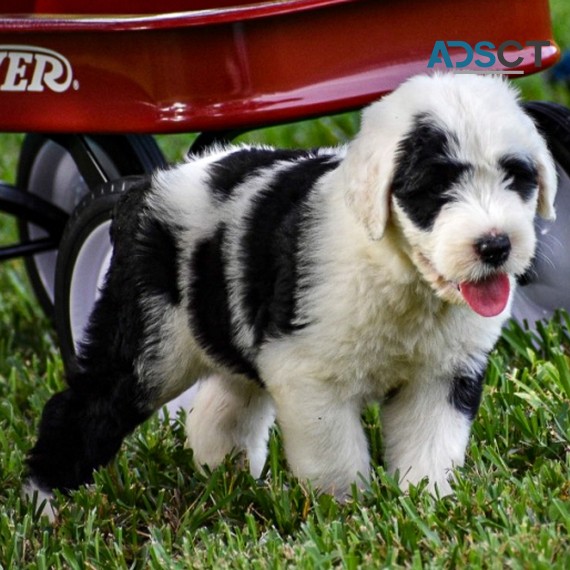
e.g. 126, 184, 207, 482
392, 114, 469, 230
418, 158, 470, 195
499, 155, 538, 201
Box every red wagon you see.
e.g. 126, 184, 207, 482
0, 0, 567, 367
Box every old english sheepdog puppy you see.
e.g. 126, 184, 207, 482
25, 73, 556, 518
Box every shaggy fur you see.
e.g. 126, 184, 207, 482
25, 74, 557, 518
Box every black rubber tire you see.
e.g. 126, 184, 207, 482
512, 102, 570, 324
54, 176, 148, 369
524, 101, 570, 168
16, 134, 165, 319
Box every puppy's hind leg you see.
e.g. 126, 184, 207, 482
185, 374, 275, 478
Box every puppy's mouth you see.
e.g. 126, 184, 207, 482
416, 253, 510, 317
458, 275, 510, 317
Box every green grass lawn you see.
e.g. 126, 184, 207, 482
1, 3, 570, 569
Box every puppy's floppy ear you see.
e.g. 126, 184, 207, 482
535, 144, 558, 220
342, 117, 397, 240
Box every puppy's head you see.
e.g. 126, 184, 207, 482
343, 73, 557, 317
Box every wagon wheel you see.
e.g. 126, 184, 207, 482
512, 102, 570, 325
16, 134, 165, 319
53, 177, 148, 369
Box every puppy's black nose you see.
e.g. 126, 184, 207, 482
475, 233, 511, 267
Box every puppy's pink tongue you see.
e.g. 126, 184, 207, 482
459, 274, 510, 317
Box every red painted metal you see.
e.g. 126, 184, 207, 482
0, 0, 559, 134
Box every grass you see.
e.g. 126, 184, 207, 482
1, 311, 568, 568
1, 2, 570, 568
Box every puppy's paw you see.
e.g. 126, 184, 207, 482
397, 469, 455, 498
184, 378, 237, 473
23, 480, 57, 522
428, 477, 455, 498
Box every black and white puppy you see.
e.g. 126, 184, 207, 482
26, 74, 557, 518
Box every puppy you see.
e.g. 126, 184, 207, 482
25, 74, 556, 517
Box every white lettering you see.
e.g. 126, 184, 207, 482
28, 53, 50, 92
2, 51, 32, 91
0, 45, 74, 93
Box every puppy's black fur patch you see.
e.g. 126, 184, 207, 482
189, 226, 261, 382
241, 155, 340, 345
188, 153, 339, 378
208, 148, 315, 201
499, 154, 538, 202
136, 217, 182, 305
392, 114, 470, 230
448, 364, 487, 421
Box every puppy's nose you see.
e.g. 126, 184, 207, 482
475, 233, 511, 267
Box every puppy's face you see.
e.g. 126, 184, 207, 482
391, 111, 544, 316
344, 74, 557, 317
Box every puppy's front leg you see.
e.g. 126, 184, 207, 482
271, 380, 370, 498
381, 375, 481, 495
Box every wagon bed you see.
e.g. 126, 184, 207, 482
0, 0, 559, 134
